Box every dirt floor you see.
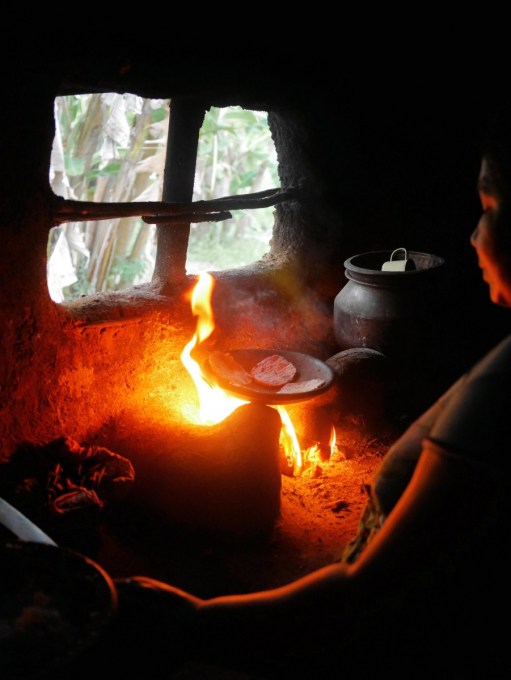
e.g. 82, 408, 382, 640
90, 419, 397, 598
273, 428, 389, 584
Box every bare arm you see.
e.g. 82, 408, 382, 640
373, 373, 467, 513
110, 434, 499, 678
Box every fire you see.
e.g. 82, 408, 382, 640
277, 406, 302, 475
290, 424, 338, 476
180, 273, 247, 424
180, 273, 336, 475
329, 424, 337, 452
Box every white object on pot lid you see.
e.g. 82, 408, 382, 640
381, 247, 409, 271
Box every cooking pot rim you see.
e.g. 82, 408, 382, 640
344, 250, 445, 277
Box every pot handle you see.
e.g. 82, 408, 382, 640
382, 248, 408, 271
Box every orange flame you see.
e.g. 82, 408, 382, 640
329, 424, 337, 455
277, 406, 303, 475
180, 273, 247, 424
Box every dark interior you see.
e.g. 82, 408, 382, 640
1, 49, 509, 677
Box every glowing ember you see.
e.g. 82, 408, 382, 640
180, 273, 336, 476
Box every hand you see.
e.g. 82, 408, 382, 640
91, 576, 202, 674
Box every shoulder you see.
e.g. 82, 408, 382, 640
470, 333, 511, 377
429, 335, 511, 470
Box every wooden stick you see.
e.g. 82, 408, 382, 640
51, 187, 300, 226
142, 211, 233, 225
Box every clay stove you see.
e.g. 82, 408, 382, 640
87, 272, 351, 545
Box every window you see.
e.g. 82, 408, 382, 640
48, 93, 279, 302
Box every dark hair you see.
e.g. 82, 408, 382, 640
482, 104, 511, 194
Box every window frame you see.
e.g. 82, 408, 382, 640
50, 93, 296, 301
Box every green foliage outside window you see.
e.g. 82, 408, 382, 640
48, 95, 279, 302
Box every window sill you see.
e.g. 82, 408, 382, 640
58, 254, 298, 328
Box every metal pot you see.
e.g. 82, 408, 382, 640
333, 250, 445, 385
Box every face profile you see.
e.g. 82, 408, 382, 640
471, 157, 511, 307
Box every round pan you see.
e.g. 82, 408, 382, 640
0, 541, 117, 679
201, 349, 334, 405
